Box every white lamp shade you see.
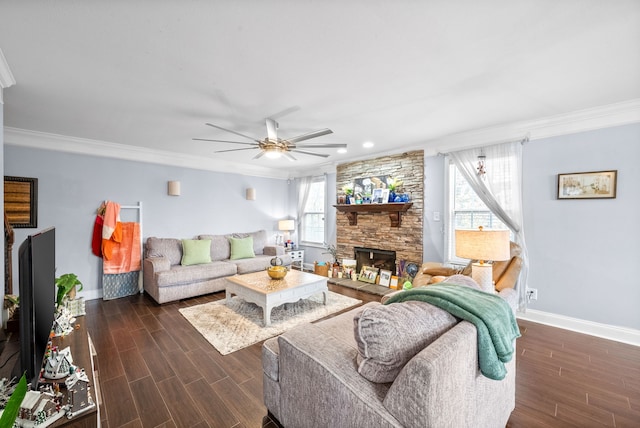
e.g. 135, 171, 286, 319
168, 181, 181, 196
246, 188, 256, 200
278, 220, 295, 231
455, 229, 510, 262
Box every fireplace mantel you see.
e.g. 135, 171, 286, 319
333, 202, 413, 227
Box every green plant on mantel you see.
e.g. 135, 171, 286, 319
55, 273, 83, 308
387, 177, 404, 192
342, 184, 353, 196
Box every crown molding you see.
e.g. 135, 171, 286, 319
425, 98, 640, 156
0, 48, 17, 104
3, 127, 291, 179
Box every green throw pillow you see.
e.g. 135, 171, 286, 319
229, 236, 255, 260
181, 239, 212, 266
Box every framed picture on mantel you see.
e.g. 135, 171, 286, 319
557, 170, 617, 199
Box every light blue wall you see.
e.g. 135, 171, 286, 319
423, 155, 445, 261
415, 125, 639, 330
4, 146, 293, 299
522, 123, 640, 329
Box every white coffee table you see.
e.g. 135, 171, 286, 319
225, 269, 328, 326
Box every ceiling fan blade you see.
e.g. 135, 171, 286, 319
253, 151, 267, 160
293, 143, 347, 148
267, 105, 301, 121
205, 123, 261, 142
290, 149, 330, 158
283, 152, 297, 162
286, 128, 333, 144
265, 118, 278, 141
214, 147, 260, 153
193, 138, 258, 146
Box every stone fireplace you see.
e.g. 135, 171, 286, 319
335, 150, 424, 269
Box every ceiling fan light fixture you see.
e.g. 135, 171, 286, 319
264, 147, 283, 159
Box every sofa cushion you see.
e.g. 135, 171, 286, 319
354, 301, 457, 383
232, 255, 273, 274
145, 237, 183, 266
181, 239, 212, 266
229, 230, 267, 255
198, 234, 232, 261
155, 261, 237, 288
229, 236, 255, 260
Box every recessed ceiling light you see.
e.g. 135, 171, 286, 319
363, 141, 374, 148
337, 148, 347, 154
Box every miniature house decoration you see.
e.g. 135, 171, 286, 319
17, 388, 66, 427
65, 369, 95, 418
43, 346, 74, 380
53, 306, 76, 337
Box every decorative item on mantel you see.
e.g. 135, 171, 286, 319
386, 177, 404, 202
341, 184, 354, 204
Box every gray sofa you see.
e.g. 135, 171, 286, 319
143, 230, 291, 304
262, 299, 516, 427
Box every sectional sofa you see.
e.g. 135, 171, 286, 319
263, 297, 516, 427
143, 230, 291, 304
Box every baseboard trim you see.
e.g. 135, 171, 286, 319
517, 309, 640, 347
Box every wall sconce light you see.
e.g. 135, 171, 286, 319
168, 181, 181, 196
246, 188, 256, 201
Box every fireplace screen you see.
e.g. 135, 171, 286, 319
354, 247, 396, 276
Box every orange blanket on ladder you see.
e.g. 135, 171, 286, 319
103, 222, 141, 274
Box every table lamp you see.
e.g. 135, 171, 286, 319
278, 219, 295, 246
455, 226, 510, 293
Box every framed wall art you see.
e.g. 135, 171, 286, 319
4, 176, 38, 228
557, 170, 617, 200
353, 175, 389, 198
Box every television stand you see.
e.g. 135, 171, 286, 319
0, 317, 101, 427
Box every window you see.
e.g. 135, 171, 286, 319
300, 178, 325, 244
447, 163, 507, 263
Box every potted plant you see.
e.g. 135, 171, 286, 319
322, 243, 339, 265
342, 184, 354, 204
55, 273, 83, 308
387, 177, 404, 202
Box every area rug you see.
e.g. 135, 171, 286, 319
178, 292, 362, 355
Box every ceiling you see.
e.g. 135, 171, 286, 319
1, 1, 639, 178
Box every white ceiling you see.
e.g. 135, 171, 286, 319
1, 1, 639, 178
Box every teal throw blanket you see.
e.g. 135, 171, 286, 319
384, 284, 521, 380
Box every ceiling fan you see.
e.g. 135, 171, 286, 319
193, 118, 346, 161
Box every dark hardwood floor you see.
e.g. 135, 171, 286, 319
84, 285, 640, 428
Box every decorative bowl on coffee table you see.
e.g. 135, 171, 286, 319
267, 266, 288, 280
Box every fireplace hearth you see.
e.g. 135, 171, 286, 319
354, 247, 396, 276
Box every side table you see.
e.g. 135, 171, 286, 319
287, 249, 305, 270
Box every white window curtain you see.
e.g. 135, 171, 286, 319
296, 176, 313, 241
449, 141, 529, 311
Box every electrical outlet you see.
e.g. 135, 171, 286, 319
433, 211, 440, 221
527, 288, 538, 301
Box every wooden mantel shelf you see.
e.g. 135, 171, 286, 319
333, 202, 413, 227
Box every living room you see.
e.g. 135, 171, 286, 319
1, 1, 639, 427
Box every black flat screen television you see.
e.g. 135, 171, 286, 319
17, 227, 56, 387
